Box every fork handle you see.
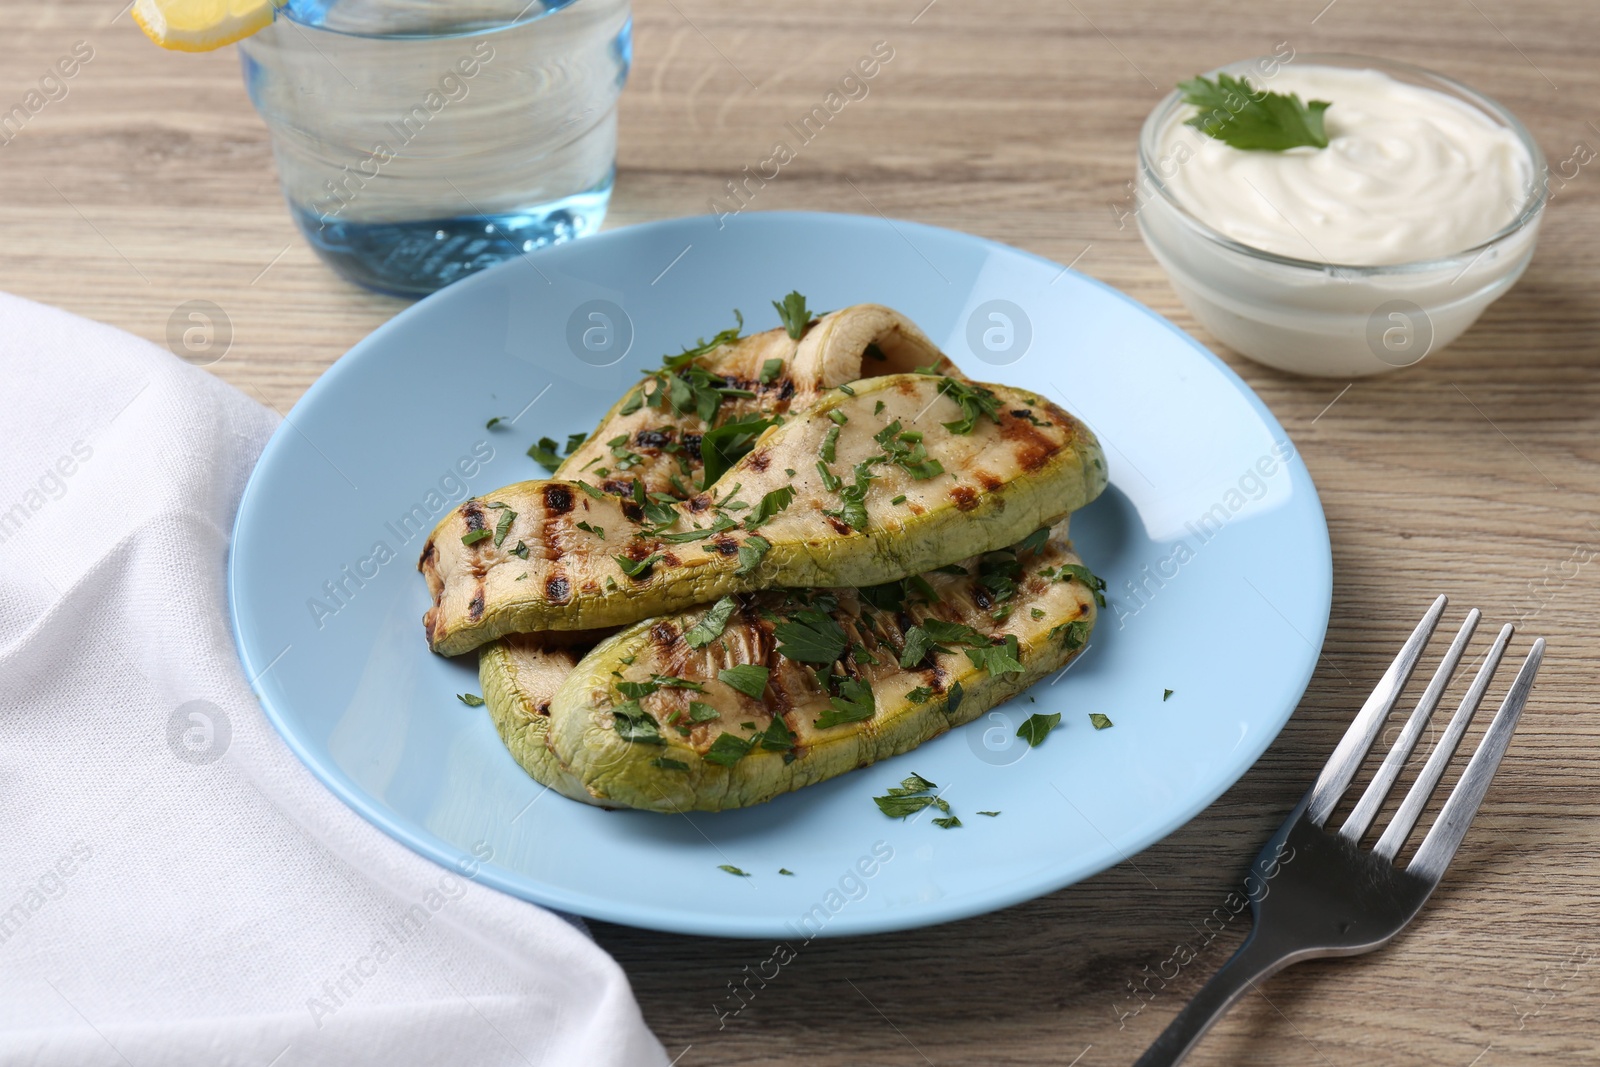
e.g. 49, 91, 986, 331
1132, 930, 1295, 1067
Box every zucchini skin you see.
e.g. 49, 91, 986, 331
424, 375, 1107, 656
481, 526, 1098, 812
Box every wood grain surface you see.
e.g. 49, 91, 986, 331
4, 0, 1596, 1063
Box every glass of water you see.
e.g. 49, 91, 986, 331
238, 0, 632, 296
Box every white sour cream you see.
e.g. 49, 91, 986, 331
1158, 66, 1534, 265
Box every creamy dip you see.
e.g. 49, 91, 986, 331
1157, 66, 1534, 265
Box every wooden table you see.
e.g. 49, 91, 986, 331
6, 0, 1596, 1062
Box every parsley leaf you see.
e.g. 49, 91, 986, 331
687, 701, 721, 724
778, 868, 795, 876
718, 664, 770, 699
1016, 711, 1061, 747
461, 528, 491, 546
456, 693, 485, 707
704, 732, 753, 767
759, 358, 785, 384
937, 378, 1003, 434
820, 424, 841, 464
966, 634, 1025, 677
652, 756, 689, 771
485, 416, 506, 430
492, 506, 517, 547
615, 553, 665, 579
773, 291, 812, 339
946, 680, 964, 714
527, 437, 564, 472
611, 702, 665, 744
1058, 563, 1108, 607
1050, 619, 1092, 651
774, 609, 849, 664
874, 794, 939, 818
1089, 713, 1114, 730
735, 535, 771, 575
887, 773, 937, 796
906, 686, 935, 704
684, 596, 739, 648
1178, 73, 1331, 152
744, 486, 795, 530
718, 864, 751, 877
815, 677, 875, 729
977, 810, 1001, 817
932, 815, 962, 829
699, 415, 776, 487
1163, 688, 1174, 701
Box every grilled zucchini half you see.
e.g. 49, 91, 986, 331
479, 521, 1099, 812
561, 303, 964, 499
423, 374, 1106, 655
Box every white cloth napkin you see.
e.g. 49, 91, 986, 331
0, 293, 666, 1067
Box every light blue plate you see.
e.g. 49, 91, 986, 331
229, 211, 1331, 938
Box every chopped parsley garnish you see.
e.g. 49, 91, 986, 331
611, 702, 665, 744
1089, 713, 1114, 730
575, 480, 607, 500
874, 420, 944, 480
492, 507, 517, 546
456, 693, 485, 707
717, 864, 751, 877
815, 677, 874, 729
526, 436, 565, 471
906, 686, 935, 705
937, 378, 1004, 434
759, 358, 785, 385
688, 702, 721, 723
461, 528, 492, 546
575, 520, 605, 539
1058, 564, 1108, 607
872, 774, 949, 819
652, 756, 689, 771
1163, 688, 1174, 701
774, 609, 849, 664
699, 415, 776, 486
704, 732, 753, 767
1016, 711, 1061, 747
485, 416, 506, 430
744, 486, 795, 530
1178, 73, 1331, 151
977, 811, 1000, 817
947, 680, 964, 714
1050, 619, 1091, 651
822, 460, 878, 531
630, 311, 746, 423
1018, 527, 1051, 556
778, 868, 795, 876
735, 535, 771, 575
615, 553, 665, 579
817, 461, 842, 492
684, 596, 739, 648
827, 409, 848, 426
658, 515, 738, 544
820, 425, 841, 463
772, 291, 812, 339
874, 400, 886, 415
932, 816, 962, 829
890, 494, 907, 505
966, 634, 1025, 677
511, 540, 529, 559
718, 664, 770, 699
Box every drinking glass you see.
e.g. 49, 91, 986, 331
239, 0, 632, 296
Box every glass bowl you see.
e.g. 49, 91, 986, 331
1134, 53, 1547, 377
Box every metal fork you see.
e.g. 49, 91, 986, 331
1135, 596, 1545, 1066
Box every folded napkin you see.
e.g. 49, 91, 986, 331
0, 293, 665, 1066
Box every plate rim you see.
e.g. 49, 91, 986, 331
229, 209, 1332, 937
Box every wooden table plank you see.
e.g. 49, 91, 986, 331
3, 0, 1596, 1062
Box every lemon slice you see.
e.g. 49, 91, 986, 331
132, 0, 283, 51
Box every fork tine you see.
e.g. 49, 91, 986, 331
1405, 638, 1544, 881
1339, 609, 1481, 843
1307, 595, 1448, 826
1372, 624, 1514, 863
